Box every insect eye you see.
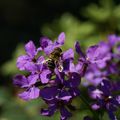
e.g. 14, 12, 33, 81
57, 48, 62, 53
54, 47, 62, 52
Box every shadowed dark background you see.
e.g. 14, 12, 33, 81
0, 0, 98, 64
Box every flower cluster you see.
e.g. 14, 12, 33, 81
89, 80, 120, 120
13, 33, 120, 120
14, 32, 81, 120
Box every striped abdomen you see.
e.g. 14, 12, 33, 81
47, 59, 55, 70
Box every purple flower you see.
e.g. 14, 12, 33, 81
68, 58, 88, 77
14, 59, 52, 100
30, 56, 52, 84
116, 96, 120, 104
61, 48, 74, 72
89, 80, 120, 120
13, 75, 40, 101
86, 41, 111, 66
15, 33, 66, 100
14, 32, 81, 120
89, 88, 103, 99
108, 34, 120, 47
17, 41, 41, 72
40, 86, 72, 120
18, 87, 40, 101
75, 41, 113, 86
75, 41, 111, 69
108, 35, 120, 60
40, 32, 65, 55
40, 71, 81, 120
14, 32, 120, 120
91, 104, 100, 110
84, 64, 107, 86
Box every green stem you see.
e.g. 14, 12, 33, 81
79, 93, 100, 120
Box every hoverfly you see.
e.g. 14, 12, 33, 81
45, 47, 63, 72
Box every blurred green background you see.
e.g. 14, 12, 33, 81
1, 0, 120, 119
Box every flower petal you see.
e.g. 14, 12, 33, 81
59, 90, 72, 101
19, 87, 40, 101
25, 41, 36, 58
91, 104, 100, 110
37, 56, 45, 64
100, 80, 111, 96
60, 107, 72, 120
41, 105, 57, 116
108, 34, 119, 47
75, 41, 85, 58
86, 45, 98, 62
86, 42, 111, 64
24, 62, 37, 72
116, 96, 120, 104
16, 55, 30, 70
65, 72, 81, 88
69, 88, 80, 97
63, 59, 70, 71
40, 37, 52, 49
89, 89, 103, 99
27, 74, 39, 86
57, 32, 65, 45
40, 70, 51, 83
13, 75, 28, 87
40, 86, 58, 100
44, 45, 55, 55
62, 48, 74, 60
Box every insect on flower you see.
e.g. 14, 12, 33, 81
45, 47, 63, 72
